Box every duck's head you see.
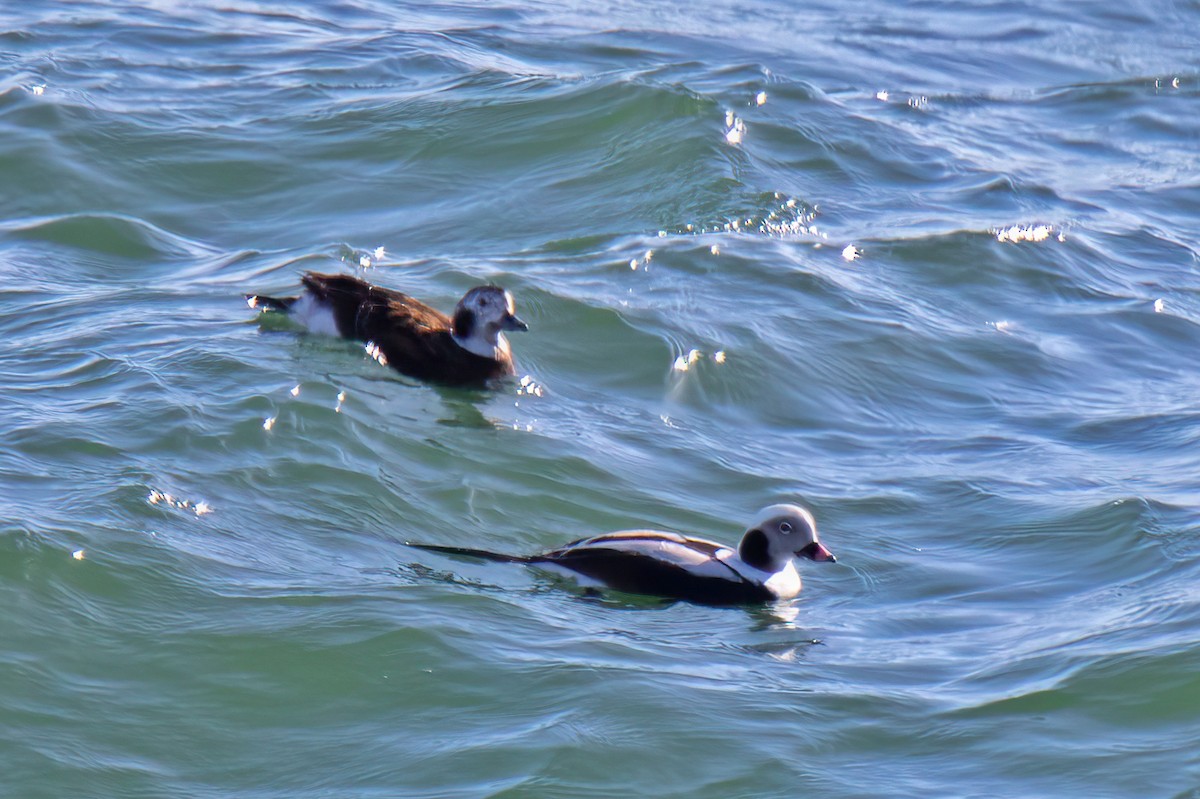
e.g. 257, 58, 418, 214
737, 503, 835, 573
452, 285, 528, 354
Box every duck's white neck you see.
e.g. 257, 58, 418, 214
720, 552, 801, 599
761, 561, 801, 599
453, 331, 510, 361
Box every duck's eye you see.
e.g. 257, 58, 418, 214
779, 522, 793, 534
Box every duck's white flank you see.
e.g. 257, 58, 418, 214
290, 293, 340, 337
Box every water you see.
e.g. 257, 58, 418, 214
2, 1, 1199, 796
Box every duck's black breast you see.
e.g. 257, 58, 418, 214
536, 534, 773, 605
301, 272, 513, 385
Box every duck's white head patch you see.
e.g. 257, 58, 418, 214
740, 503, 834, 572
452, 285, 528, 357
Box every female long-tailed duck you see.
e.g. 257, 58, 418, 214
247, 272, 527, 386
409, 504, 836, 605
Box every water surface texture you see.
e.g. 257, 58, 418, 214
3, 1, 1200, 796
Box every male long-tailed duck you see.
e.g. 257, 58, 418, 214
409, 504, 836, 605
247, 272, 527, 386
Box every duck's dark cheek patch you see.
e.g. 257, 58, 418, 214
738, 529, 771, 570
452, 308, 476, 338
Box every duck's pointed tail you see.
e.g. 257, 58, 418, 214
246, 293, 297, 312
407, 542, 533, 564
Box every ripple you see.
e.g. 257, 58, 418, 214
3, 213, 209, 260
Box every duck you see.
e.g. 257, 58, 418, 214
408, 504, 836, 605
247, 272, 528, 386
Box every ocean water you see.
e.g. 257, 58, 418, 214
2, 1, 1199, 796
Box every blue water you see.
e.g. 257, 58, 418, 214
2, 1, 1200, 796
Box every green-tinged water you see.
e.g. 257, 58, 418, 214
3, 2, 1200, 796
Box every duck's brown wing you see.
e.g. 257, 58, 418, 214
299, 272, 444, 338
